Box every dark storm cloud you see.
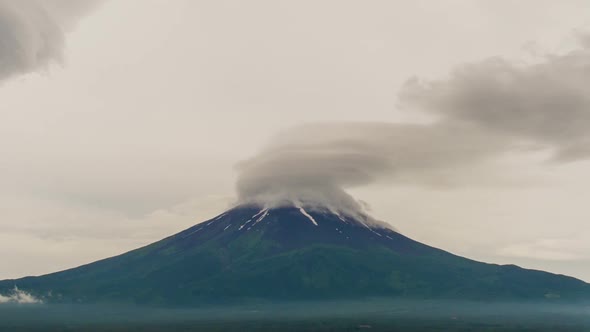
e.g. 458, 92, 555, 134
0, 0, 101, 82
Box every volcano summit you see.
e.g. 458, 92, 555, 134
1, 204, 589, 305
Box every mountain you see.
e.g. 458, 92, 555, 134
1, 204, 589, 305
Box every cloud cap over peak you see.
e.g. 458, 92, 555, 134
236, 31, 590, 220
235, 121, 509, 218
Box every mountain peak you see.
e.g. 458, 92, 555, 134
2, 205, 590, 305
219, 202, 392, 233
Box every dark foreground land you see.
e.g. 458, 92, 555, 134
1, 300, 590, 331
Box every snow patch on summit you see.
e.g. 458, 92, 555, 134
214, 213, 227, 220
240, 208, 269, 230
238, 219, 252, 230
253, 209, 269, 225
298, 207, 318, 226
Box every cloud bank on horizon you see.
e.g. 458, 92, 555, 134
236, 33, 590, 216
0, 286, 42, 304
0, 0, 101, 82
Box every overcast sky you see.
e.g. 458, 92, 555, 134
2, 0, 590, 281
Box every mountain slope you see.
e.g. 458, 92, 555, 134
1, 205, 589, 305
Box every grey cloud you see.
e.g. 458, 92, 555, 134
237, 32, 590, 216
399, 35, 590, 161
236, 121, 509, 217
0, 0, 101, 82
576, 30, 590, 49
0, 286, 41, 304
497, 237, 590, 262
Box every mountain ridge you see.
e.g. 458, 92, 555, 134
1, 204, 589, 306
